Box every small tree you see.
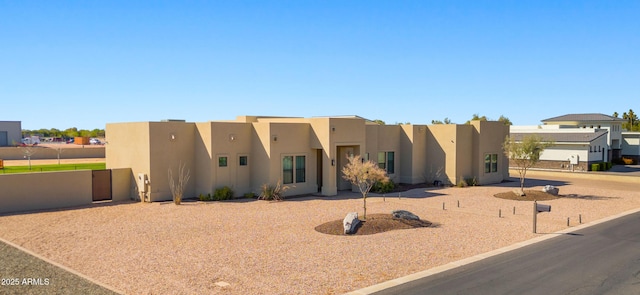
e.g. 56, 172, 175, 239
503, 135, 552, 196
19, 146, 38, 170
168, 162, 190, 205
341, 154, 389, 219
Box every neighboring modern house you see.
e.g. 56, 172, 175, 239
0, 121, 22, 147
510, 113, 636, 171
106, 116, 509, 202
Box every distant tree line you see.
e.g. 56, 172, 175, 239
431, 114, 512, 126
372, 114, 512, 126
22, 127, 105, 138
613, 109, 640, 131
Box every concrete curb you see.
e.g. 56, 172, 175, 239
0, 236, 125, 294
345, 206, 640, 295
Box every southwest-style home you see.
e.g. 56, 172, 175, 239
106, 116, 509, 202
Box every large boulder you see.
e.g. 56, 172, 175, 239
392, 210, 420, 221
343, 212, 361, 235
543, 185, 559, 196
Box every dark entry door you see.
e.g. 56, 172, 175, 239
92, 170, 112, 201
0, 131, 7, 146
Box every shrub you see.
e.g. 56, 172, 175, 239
213, 186, 234, 201
591, 163, 600, 171
464, 177, 477, 186
258, 181, 290, 201
372, 179, 395, 193
198, 193, 213, 201
244, 192, 256, 199
456, 179, 468, 188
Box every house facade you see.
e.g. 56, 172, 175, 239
106, 116, 509, 202
510, 113, 633, 170
0, 121, 22, 147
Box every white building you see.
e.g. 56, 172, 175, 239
510, 113, 631, 171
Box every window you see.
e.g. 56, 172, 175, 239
283, 155, 306, 184
239, 156, 248, 166
377, 151, 395, 174
491, 154, 498, 172
283, 156, 293, 184
218, 156, 227, 167
485, 153, 498, 173
296, 156, 306, 183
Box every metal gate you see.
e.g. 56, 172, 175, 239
92, 169, 112, 201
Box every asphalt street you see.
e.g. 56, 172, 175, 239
373, 210, 640, 295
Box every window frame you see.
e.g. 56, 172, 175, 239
485, 153, 498, 174
218, 156, 228, 167
239, 155, 248, 166
282, 154, 306, 184
377, 151, 395, 174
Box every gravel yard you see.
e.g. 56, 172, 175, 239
1, 175, 639, 294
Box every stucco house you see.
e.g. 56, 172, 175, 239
509, 113, 636, 171
106, 116, 509, 202
0, 121, 22, 147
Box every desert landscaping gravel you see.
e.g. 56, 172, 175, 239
1, 174, 639, 294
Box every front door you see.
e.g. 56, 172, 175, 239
337, 146, 356, 190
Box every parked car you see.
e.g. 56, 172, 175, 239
90, 138, 101, 145
67, 138, 75, 144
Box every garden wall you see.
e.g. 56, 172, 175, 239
0, 168, 133, 215
0, 146, 104, 160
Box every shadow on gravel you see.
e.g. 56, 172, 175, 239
0, 200, 138, 218
560, 194, 620, 200
500, 177, 570, 188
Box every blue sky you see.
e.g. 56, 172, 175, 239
2, 1, 638, 130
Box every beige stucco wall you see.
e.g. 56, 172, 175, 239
106, 121, 196, 202
426, 124, 458, 185
147, 122, 196, 202
264, 122, 317, 196
196, 121, 254, 196
471, 121, 510, 185
111, 168, 134, 202
0, 170, 93, 214
106, 122, 151, 201
399, 125, 429, 184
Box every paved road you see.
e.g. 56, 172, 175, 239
373, 211, 640, 295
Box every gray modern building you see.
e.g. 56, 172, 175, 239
0, 121, 22, 146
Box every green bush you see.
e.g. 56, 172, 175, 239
591, 163, 600, 171
198, 193, 213, 201
372, 180, 395, 193
456, 179, 468, 188
213, 186, 234, 201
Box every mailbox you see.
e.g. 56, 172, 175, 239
536, 203, 551, 213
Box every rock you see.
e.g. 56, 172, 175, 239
343, 212, 360, 234
392, 210, 420, 220
543, 185, 559, 196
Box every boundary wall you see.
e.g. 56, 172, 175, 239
0, 146, 104, 160
0, 168, 132, 215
